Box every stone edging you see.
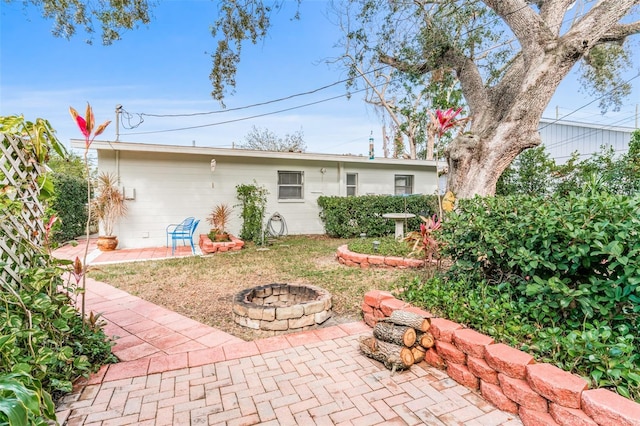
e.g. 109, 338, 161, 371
199, 234, 245, 253
336, 244, 424, 269
362, 290, 640, 426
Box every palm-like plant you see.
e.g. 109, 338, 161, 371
206, 203, 233, 235
93, 172, 127, 236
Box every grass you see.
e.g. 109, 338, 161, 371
348, 236, 414, 257
89, 235, 428, 341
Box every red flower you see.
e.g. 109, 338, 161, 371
430, 107, 467, 137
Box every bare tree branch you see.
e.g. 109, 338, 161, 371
598, 20, 640, 43
562, 0, 638, 49
483, 0, 554, 55
538, 0, 578, 35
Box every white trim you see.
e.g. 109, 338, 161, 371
73, 139, 438, 168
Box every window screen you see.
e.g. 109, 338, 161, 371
346, 173, 358, 196
278, 171, 304, 200
394, 175, 414, 195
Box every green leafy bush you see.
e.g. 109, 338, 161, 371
2, 197, 116, 400
400, 192, 640, 400
49, 172, 88, 243
0, 372, 56, 425
317, 194, 439, 238
0, 255, 117, 399
236, 181, 268, 244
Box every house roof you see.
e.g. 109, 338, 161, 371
72, 139, 438, 168
538, 118, 635, 134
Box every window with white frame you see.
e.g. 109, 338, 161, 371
278, 171, 304, 200
394, 174, 414, 195
346, 173, 358, 196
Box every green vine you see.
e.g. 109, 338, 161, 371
235, 181, 268, 244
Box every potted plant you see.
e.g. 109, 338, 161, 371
93, 172, 127, 251
206, 203, 233, 242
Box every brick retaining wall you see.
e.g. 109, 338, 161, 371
336, 244, 424, 269
362, 290, 640, 426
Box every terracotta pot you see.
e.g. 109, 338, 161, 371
96, 235, 118, 251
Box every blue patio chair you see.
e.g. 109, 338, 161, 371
166, 217, 200, 255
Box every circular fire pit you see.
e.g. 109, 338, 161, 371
232, 283, 332, 334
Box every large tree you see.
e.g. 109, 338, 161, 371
17, 0, 640, 197
367, 0, 639, 197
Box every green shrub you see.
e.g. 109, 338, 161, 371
317, 194, 439, 238
0, 371, 56, 425
0, 255, 117, 399
442, 193, 640, 332
236, 181, 268, 244
400, 192, 640, 400
49, 173, 88, 243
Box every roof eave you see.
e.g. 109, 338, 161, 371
72, 139, 438, 167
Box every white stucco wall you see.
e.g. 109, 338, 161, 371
84, 141, 437, 249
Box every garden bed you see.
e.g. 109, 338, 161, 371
199, 233, 244, 253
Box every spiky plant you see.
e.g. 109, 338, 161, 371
93, 172, 127, 236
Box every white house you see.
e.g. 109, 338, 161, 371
73, 140, 438, 249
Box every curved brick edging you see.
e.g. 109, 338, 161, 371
362, 290, 640, 426
336, 244, 424, 269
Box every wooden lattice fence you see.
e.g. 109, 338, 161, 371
0, 132, 45, 287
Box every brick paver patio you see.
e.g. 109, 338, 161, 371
53, 241, 523, 425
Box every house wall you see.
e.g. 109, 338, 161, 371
539, 118, 634, 163
97, 149, 437, 249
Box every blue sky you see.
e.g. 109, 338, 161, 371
1, 1, 638, 156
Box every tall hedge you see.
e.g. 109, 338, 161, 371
317, 194, 439, 238
401, 192, 640, 399
49, 173, 88, 243
441, 192, 640, 358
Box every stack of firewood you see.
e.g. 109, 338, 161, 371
359, 310, 433, 373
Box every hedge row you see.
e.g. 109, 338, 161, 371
317, 194, 439, 238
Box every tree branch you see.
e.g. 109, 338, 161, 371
483, 0, 554, 54
598, 20, 640, 43
380, 47, 490, 117
538, 0, 578, 35
563, 0, 638, 48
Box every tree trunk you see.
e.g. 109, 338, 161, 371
446, 51, 574, 198
373, 322, 417, 347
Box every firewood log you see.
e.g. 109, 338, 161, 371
384, 310, 431, 332
359, 336, 385, 364
376, 340, 414, 370
415, 331, 435, 349
359, 336, 414, 372
411, 345, 426, 363
373, 322, 417, 347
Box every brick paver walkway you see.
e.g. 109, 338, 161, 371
53, 242, 523, 425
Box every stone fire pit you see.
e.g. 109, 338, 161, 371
232, 283, 332, 334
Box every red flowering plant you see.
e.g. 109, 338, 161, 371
69, 103, 110, 321
404, 214, 442, 264
428, 107, 469, 217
